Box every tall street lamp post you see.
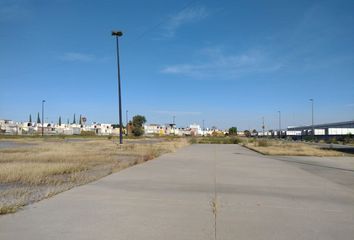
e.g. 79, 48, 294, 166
310, 99, 314, 138
42, 100, 46, 137
112, 30, 124, 144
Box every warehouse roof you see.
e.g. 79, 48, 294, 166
288, 120, 354, 130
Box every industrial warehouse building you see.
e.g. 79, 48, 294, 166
287, 120, 354, 136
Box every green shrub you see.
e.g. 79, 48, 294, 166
189, 138, 197, 144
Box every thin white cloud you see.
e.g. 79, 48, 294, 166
153, 110, 202, 116
161, 47, 282, 79
59, 52, 95, 62
163, 5, 209, 37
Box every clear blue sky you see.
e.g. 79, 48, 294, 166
1, 0, 354, 130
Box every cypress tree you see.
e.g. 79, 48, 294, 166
59, 116, 62, 126
79, 114, 82, 125
29, 114, 32, 123
73, 114, 76, 124
37, 112, 41, 124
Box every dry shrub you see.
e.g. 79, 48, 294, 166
245, 140, 342, 156
256, 139, 270, 147
0, 204, 21, 214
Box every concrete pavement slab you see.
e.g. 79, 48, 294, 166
215, 145, 354, 240
0, 144, 353, 240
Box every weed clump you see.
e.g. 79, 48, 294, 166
256, 139, 270, 147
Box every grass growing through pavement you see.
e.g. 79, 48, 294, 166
242, 139, 343, 156
0, 137, 189, 214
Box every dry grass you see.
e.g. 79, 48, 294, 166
0, 162, 87, 185
0, 204, 21, 214
0, 137, 189, 214
243, 139, 343, 156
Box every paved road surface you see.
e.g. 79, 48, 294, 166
1, 145, 353, 239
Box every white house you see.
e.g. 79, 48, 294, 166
189, 124, 202, 136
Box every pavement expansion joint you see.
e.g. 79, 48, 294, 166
210, 197, 219, 240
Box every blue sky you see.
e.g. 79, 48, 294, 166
1, 0, 354, 130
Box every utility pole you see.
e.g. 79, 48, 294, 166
42, 100, 45, 137
126, 110, 128, 136
202, 119, 205, 136
310, 99, 314, 139
278, 111, 281, 139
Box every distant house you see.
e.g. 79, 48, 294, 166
189, 124, 202, 136
0, 119, 22, 135
144, 124, 161, 135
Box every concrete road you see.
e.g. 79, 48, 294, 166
0, 145, 353, 240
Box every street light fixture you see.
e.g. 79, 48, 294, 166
310, 99, 314, 138
112, 30, 124, 144
42, 100, 46, 137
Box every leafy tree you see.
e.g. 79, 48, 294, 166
132, 126, 144, 136
132, 115, 146, 136
229, 127, 237, 135
29, 114, 32, 123
59, 116, 62, 126
244, 130, 251, 137
37, 112, 41, 124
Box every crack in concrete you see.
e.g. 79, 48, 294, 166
210, 197, 218, 240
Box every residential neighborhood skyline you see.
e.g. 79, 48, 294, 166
1, 0, 354, 130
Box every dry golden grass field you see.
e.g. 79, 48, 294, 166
0, 137, 188, 214
242, 139, 344, 157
